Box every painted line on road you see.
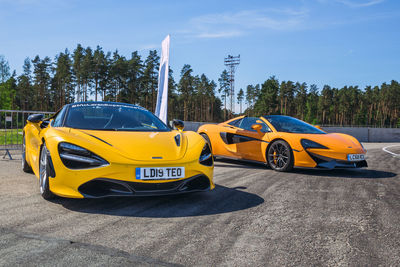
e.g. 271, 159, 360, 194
382, 145, 400, 158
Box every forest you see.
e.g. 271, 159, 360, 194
245, 77, 400, 127
0, 44, 399, 127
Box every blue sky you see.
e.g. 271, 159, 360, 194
1, 0, 399, 107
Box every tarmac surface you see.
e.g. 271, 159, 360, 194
0, 143, 399, 266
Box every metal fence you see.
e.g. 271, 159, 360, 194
0, 110, 55, 159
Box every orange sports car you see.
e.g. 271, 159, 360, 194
197, 115, 367, 172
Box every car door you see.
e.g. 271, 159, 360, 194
25, 122, 43, 174
235, 117, 271, 162
217, 117, 244, 158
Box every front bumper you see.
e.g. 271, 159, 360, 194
48, 154, 214, 198
308, 151, 368, 169
78, 174, 211, 198
44, 135, 214, 198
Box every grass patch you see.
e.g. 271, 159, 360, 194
0, 129, 23, 145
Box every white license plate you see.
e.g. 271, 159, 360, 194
347, 154, 365, 161
135, 167, 185, 180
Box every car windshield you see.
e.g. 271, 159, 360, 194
264, 115, 325, 134
64, 103, 170, 131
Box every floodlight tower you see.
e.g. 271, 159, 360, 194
224, 55, 240, 115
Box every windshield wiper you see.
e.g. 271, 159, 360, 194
87, 128, 118, 131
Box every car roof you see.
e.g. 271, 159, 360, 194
263, 115, 291, 118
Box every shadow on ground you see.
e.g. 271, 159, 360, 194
52, 184, 264, 218
215, 158, 397, 179
214, 158, 267, 169
292, 168, 397, 179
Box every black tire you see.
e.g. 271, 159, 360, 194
267, 140, 294, 172
39, 143, 55, 200
22, 135, 32, 173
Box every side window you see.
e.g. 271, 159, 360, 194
239, 117, 271, 132
228, 118, 243, 127
52, 107, 67, 127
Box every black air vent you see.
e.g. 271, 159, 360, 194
174, 134, 181, 146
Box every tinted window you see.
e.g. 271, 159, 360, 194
228, 118, 243, 127
52, 107, 67, 127
64, 103, 170, 131
264, 115, 325, 134
239, 117, 270, 133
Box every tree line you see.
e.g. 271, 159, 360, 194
1, 47, 399, 127
240, 76, 400, 127
0, 45, 223, 122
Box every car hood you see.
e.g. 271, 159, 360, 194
71, 129, 188, 161
303, 133, 363, 151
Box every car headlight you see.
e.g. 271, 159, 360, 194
301, 139, 328, 149
199, 143, 213, 166
58, 142, 109, 169
358, 140, 366, 152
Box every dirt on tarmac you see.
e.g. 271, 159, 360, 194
0, 143, 399, 266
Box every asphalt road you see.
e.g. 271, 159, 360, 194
0, 143, 399, 266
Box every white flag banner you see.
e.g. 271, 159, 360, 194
155, 35, 170, 124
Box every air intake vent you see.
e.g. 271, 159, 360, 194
174, 134, 181, 146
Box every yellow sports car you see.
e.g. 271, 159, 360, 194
22, 102, 214, 199
198, 115, 367, 172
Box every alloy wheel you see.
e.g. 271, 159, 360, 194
39, 145, 48, 194
267, 141, 293, 171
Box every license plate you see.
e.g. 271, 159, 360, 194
135, 167, 185, 180
347, 154, 365, 161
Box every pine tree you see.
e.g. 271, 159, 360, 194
167, 66, 179, 121
108, 50, 128, 102
141, 50, 159, 111
16, 58, 33, 110
294, 82, 307, 120
245, 85, 255, 115
123, 51, 143, 104
72, 44, 84, 102
237, 88, 244, 114
0, 55, 10, 83
93, 46, 107, 101
53, 50, 73, 109
32, 56, 52, 110
218, 70, 230, 120
81, 47, 94, 101
178, 64, 194, 121
305, 84, 319, 124
254, 76, 279, 115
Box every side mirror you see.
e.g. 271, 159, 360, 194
172, 119, 184, 131
314, 125, 323, 130
27, 114, 44, 123
251, 123, 262, 132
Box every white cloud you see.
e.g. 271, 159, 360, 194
195, 31, 243, 39
183, 8, 309, 39
336, 0, 384, 8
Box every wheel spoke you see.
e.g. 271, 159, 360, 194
276, 158, 281, 167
